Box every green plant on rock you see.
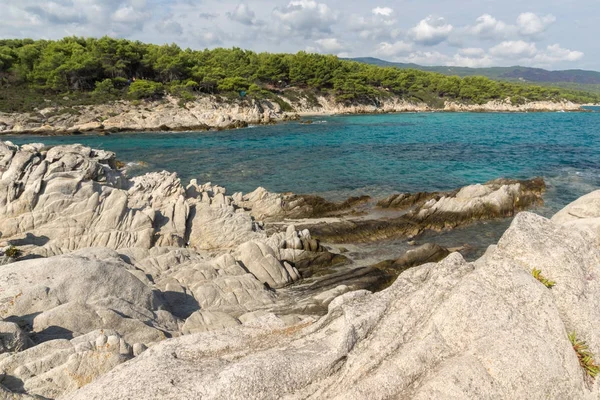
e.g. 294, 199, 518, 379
4, 246, 21, 258
569, 332, 600, 379
532, 268, 556, 288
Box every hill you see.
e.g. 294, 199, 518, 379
0, 37, 599, 114
349, 57, 600, 94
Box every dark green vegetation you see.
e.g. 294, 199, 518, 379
351, 57, 600, 94
3, 246, 21, 258
351, 57, 600, 84
0, 37, 599, 113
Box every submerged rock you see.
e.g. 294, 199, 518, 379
302, 177, 546, 243
239, 187, 370, 221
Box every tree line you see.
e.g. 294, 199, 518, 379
0, 36, 598, 112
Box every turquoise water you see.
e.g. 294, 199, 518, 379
582, 106, 600, 112
4, 112, 600, 214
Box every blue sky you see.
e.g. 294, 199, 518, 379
2, 0, 598, 71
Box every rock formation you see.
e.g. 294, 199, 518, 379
297, 177, 546, 243
0, 93, 582, 135
0, 141, 597, 399
65, 201, 600, 400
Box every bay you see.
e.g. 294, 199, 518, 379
4, 111, 600, 216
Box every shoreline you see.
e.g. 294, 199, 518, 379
1, 142, 600, 399
0, 94, 588, 136
0, 107, 591, 137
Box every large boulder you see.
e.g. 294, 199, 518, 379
552, 190, 600, 245
235, 241, 299, 289
0, 253, 175, 345
0, 322, 32, 354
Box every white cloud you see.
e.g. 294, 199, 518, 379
3, 0, 153, 37
489, 40, 537, 59
375, 41, 413, 58
272, 0, 337, 38
465, 13, 556, 42
533, 44, 583, 63
112, 6, 144, 23
449, 53, 494, 68
399, 51, 451, 65
155, 17, 183, 36
517, 12, 556, 36
0, 1, 589, 70
311, 38, 347, 54
347, 7, 398, 41
459, 47, 486, 57
372, 7, 393, 17
468, 14, 511, 40
25, 1, 87, 25
227, 4, 259, 26
409, 16, 453, 46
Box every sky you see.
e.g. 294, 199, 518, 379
1, 0, 598, 71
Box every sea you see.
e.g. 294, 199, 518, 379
4, 110, 600, 261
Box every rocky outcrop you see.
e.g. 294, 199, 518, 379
376, 191, 442, 210
444, 99, 581, 112
238, 187, 370, 221
372, 243, 450, 272
0, 96, 286, 135
2, 141, 598, 399
0, 142, 268, 255
0, 94, 583, 136
551, 189, 600, 246
0, 322, 32, 354
65, 194, 600, 400
302, 177, 546, 243
0, 142, 332, 398
0, 330, 135, 399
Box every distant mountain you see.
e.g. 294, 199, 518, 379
348, 57, 600, 85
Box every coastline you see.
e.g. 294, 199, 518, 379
2, 141, 600, 399
0, 93, 586, 136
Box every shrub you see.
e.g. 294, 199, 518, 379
4, 246, 21, 258
128, 80, 164, 100
92, 79, 115, 97
532, 268, 555, 288
569, 332, 600, 379
217, 76, 250, 92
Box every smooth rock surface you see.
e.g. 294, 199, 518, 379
66, 204, 600, 399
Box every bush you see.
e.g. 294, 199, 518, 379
168, 82, 196, 105
112, 77, 129, 89
4, 246, 21, 258
128, 79, 164, 100
92, 79, 115, 97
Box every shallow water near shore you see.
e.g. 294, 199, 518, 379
5, 111, 600, 259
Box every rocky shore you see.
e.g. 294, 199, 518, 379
0, 93, 584, 135
0, 142, 599, 399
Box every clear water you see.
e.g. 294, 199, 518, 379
582, 106, 600, 112
4, 112, 600, 215
4, 111, 600, 261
